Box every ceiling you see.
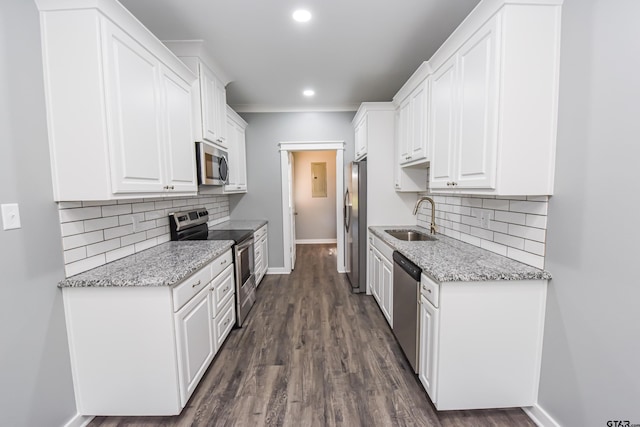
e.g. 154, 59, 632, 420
120, 0, 481, 112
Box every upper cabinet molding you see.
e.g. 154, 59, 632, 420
162, 40, 231, 87
35, 0, 194, 82
393, 62, 431, 107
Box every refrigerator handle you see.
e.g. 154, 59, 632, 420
344, 189, 351, 232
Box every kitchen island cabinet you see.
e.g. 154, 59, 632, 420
60, 242, 235, 416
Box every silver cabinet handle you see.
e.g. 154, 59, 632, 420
223, 319, 229, 326
191, 280, 201, 288
221, 259, 227, 265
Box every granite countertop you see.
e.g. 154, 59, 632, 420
369, 225, 551, 283
59, 240, 234, 288
210, 219, 267, 232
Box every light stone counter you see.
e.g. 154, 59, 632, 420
369, 225, 551, 282
58, 240, 234, 287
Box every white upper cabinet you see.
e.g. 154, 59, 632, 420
163, 41, 229, 149
36, 0, 198, 201
394, 0, 562, 196
224, 107, 248, 193
395, 69, 430, 167
354, 114, 368, 161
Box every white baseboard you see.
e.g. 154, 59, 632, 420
64, 413, 94, 427
267, 267, 290, 275
523, 404, 561, 427
295, 238, 337, 244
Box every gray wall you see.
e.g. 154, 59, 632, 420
539, 0, 640, 425
229, 112, 355, 267
0, 1, 77, 426
293, 151, 337, 241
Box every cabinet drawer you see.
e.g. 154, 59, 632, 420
254, 224, 267, 240
211, 264, 235, 317
173, 264, 213, 312
421, 273, 440, 308
372, 234, 394, 262
211, 250, 233, 279
214, 297, 236, 349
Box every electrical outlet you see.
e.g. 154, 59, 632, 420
2, 203, 21, 230
480, 211, 490, 229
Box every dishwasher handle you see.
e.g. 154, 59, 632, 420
392, 251, 422, 281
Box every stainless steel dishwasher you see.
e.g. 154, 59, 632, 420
392, 251, 421, 373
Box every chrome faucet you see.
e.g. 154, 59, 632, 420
413, 196, 437, 234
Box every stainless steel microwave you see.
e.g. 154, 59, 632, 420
196, 142, 229, 186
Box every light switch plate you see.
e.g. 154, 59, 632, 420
1, 203, 21, 230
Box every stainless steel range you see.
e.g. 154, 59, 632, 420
169, 208, 256, 327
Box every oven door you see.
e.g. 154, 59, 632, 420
234, 237, 256, 326
197, 142, 229, 185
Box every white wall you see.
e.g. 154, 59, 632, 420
0, 1, 78, 425
537, 0, 640, 425
229, 112, 355, 267
293, 151, 337, 242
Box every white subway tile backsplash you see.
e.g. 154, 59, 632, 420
65, 254, 106, 277
508, 224, 546, 243
64, 247, 87, 264
482, 199, 509, 211
494, 210, 526, 225
469, 226, 493, 240
480, 239, 508, 257
106, 245, 135, 263
525, 239, 546, 256
509, 200, 548, 215
61, 221, 85, 237
86, 238, 121, 257
526, 214, 547, 229
507, 248, 544, 269
493, 232, 525, 250
461, 197, 483, 208
62, 230, 103, 250
489, 220, 508, 234
84, 216, 119, 232
102, 204, 132, 217
59, 206, 102, 223
104, 224, 134, 240
459, 233, 481, 246
58, 194, 231, 277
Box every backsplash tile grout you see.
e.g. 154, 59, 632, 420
58, 194, 230, 277
416, 169, 548, 269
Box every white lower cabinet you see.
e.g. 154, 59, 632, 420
368, 235, 393, 327
417, 273, 548, 410
62, 249, 235, 416
254, 225, 269, 286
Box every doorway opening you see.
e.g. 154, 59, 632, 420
279, 141, 345, 274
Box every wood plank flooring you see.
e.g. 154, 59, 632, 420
90, 244, 536, 427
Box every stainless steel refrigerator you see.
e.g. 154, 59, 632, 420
344, 160, 367, 293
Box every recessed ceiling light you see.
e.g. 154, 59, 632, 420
303, 89, 315, 97
292, 9, 312, 22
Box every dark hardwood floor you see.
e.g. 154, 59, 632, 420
90, 244, 536, 427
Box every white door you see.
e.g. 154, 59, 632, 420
419, 295, 439, 401
381, 257, 393, 326
429, 57, 458, 189
224, 116, 238, 189
456, 17, 500, 189
175, 288, 214, 406
214, 78, 228, 147
102, 20, 164, 194
410, 81, 428, 161
288, 152, 297, 269
398, 97, 411, 162
161, 66, 197, 193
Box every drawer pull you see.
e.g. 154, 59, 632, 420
220, 259, 227, 265
223, 319, 230, 326
223, 286, 229, 292
422, 284, 432, 293
191, 280, 201, 288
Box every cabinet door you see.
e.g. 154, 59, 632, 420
419, 295, 439, 401
199, 63, 220, 144
161, 66, 197, 193
381, 257, 393, 327
224, 117, 238, 187
215, 80, 228, 147
236, 126, 247, 189
261, 235, 269, 277
410, 81, 428, 162
214, 297, 236, 350
429, 56, 457, 190
102, 21, 164, 194
456, 17, 500, 189
175, 287, 214, 406
398, 98, 411, 162
355, 116, 368, 160
371, 248, 382, 304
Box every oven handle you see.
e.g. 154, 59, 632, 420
235, 237, 254, 253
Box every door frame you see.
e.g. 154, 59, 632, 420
279, 141, 345, 274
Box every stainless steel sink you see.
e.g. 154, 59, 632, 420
385, 229, 437, 242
